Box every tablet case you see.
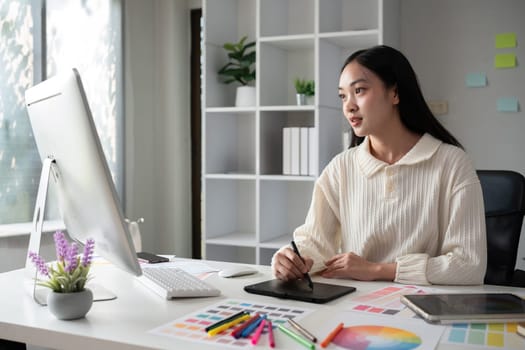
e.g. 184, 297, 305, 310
244, 279, 356, 304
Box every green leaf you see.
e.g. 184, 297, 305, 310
217, 35, 256, 86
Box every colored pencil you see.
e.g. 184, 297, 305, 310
230, 313, 260, 338
288, 318, 317, 343
207, 314, 251, 337
204, 310, 248, 332
240, 314, 265, 338
320, 322, 344, 348
251, 319, 266, 345
267, 320, 275, 348
277, 324, 315, 350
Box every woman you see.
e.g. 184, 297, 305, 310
271, 45, 486, 285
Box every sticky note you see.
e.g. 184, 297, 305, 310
494, 53, 516, 68
465, 73, 487, 87
497, 97, 519, 112
495, 32, 517, 49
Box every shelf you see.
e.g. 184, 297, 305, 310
205, 174, 256, 180
206, 107, 257, 113
259, 175, 315, 182
319, 0, 378, 33
204, 179, 255, 240
259, 105, 314, 111
259, 35, 315, 50
205, 112, 256, 174
260, 41, 315, 106
260, 233, 292, 248
206, 232, 257, 247
259, 247, 278, 266
319, 30, 380, 48
259, 181, 314, 243
259, 110, 315, 175
205, 244, 256, 264
260, 0, 315, 37
203, 0, 399, 265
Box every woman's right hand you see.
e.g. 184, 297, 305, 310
272, 247, 313, 281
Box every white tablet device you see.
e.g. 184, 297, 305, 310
401, 293, 525, 324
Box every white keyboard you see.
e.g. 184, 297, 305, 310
138, 266, 220, 299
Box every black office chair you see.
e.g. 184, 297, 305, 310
477, 170, 525, 287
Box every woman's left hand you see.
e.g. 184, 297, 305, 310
321, 252, 396, 281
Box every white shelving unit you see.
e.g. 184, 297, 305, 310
202, 0, 399, 265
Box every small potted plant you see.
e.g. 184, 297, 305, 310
217, 35, 256, 107
294, 78, 315, 105
28, 231, 95, 320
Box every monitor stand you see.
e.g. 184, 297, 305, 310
25, 157, 116, 305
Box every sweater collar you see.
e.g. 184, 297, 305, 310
357, 133, 442, 177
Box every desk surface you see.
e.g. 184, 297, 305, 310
1, 258, 524, 350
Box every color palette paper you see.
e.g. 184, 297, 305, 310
443, 323, 524, 349
349, 285, 429, 318
148, 299, 313, 348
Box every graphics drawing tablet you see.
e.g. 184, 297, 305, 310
244, 279, 356, 304
401, 293, 525, 324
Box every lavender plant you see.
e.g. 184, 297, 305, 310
28, 231, 95, 293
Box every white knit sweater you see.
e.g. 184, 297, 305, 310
273, 133, 487, 285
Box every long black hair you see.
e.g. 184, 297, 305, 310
343, 45, 463, 149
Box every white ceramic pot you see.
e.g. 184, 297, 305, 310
47, 288, 93, 320
235, 86, 256, 107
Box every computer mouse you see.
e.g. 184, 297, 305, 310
218, 266, 258, 278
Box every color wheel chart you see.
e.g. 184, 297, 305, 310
318, 311, 445, 350
332, 325, 421, 350
317, 311, 445, 350
148, 299, 314, 348
442, 323, 524, 349
348, 285, 429, 318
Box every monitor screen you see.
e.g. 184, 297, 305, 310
25, 68, 142, 277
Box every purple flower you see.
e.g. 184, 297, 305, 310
81, 239, 95, 267
65, 242, 79, 273
28, 251, 49, 277
54, 231, 68, 261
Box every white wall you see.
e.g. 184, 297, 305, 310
400, 0, 525, 269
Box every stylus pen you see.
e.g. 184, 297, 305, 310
291, 240, 314, 290
288, 318, 317, 343
277, 324, 315, 350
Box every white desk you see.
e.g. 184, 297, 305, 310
1, 258, 524, 350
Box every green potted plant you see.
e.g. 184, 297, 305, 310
294, 78, 315, 105
217, 35, 256, 107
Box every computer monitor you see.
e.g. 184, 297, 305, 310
24, 68, 142, 281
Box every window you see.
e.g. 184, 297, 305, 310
0, 0, 122, 227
